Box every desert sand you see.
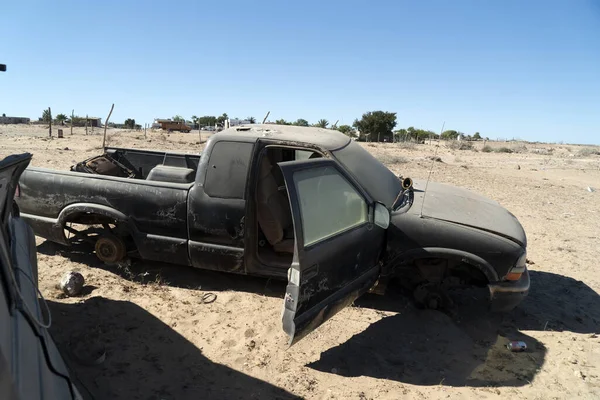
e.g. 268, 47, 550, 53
1, 124, 599, 399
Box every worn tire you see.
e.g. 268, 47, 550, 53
95, 234, 126, 264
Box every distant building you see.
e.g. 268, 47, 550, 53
229, 118, 251, 127
84, 117, 102, 127
0, 115, 30, 124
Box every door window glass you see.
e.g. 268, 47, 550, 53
293, 166, 367, 246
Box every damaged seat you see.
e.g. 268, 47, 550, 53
256, 155, 294, 253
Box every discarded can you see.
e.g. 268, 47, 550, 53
506, 341, 527, 352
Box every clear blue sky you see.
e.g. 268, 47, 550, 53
1, 0, 599, 144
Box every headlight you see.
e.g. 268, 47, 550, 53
505, 252, 527, 281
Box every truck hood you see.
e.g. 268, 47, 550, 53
408, 179, 527, 247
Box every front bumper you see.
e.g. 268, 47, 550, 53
488, 267, 530, 312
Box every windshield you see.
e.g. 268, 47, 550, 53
332, 141, 402, 209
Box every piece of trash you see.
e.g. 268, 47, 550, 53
516, 164, 521, 170
590, 333, 598, 338
59, 271, 85, 297
200, 292, 217, 304
588, 187, 595, 192
506, 340, 527, 352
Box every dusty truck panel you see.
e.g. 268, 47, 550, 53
185, 139, 255, 273
17, 124, 530, 344
18, 168, 192, 266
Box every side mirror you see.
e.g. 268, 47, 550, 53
373, 202, 390, 229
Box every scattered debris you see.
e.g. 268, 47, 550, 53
516, 164, 521, 170
63, 147, 70, 151
590, 333, 598, 339
427, 156, 443, 162
588, 187, 595, 192
574, 370, 586, 380
59, 271, 85, 297
200, 292, 217, 304
506, 341, 527, 352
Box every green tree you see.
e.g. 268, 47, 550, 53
246, 116, 256, 124
441, 130, 459, 140
315, 119, 329, 128
293, 118, 309, 127
353, 111, 397, 142
42, 109, 52, 123
394, 128, 408, 141
172, 115, 185, 122
217, 113, 229, 125
124, 118, 136, 129
473, 132, 481, 140
55, 113, 68, 125
198, 116, 217, 127
336, 125, 357, 137
191, 115, 199, 128
275, 119, 291, 125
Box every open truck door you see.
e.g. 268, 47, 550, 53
278, 158, 390, 345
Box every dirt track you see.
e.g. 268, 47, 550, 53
2, 124, 600, 399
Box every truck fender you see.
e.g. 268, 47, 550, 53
57, 203, 140, 240
387, 247, 499, 283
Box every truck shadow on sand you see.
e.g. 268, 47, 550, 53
37, 240, 289, 297
308, 268, 600, 387
48, 297, 299, 400
39, 242, 600, 388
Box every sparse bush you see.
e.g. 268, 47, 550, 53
377, 154, 408, 164
512, 145, 528, 153
447, 140, 473, 150
482, 145, 493, 153
395, 142, 416, 150
577, 147, 600, 157
495, 147, 513, 153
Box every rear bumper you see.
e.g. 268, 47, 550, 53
488, 268, 530, 312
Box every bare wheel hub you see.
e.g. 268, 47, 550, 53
95, 235, 126, 264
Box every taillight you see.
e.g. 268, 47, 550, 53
505, 253, 527, 281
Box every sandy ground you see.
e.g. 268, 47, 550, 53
2, 124, 600, 399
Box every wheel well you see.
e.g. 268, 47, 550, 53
62, 212, 137, 254
394, 257, 490, 289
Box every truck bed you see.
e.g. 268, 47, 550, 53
104, 147, 201, 179
16, 147, 202, 266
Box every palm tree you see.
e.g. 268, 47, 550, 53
315, 119, 329, 128
191, 115, 199, 129
246, 116, 256, 124
42, 109, 51, 123
172, 115, 184, 122
55, 113, 68, 125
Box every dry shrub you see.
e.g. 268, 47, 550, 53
512, 145, 529, 153
577, 147, 600, 157
377, 154, 408, 164
447, 141, 474, 150
495, 147, 513, 153
395, 142, 416, 150
482, 145, 493, 153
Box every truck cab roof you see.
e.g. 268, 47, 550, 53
213, 124, 352, 150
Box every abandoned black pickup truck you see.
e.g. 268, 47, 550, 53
17, 124, 529, 344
